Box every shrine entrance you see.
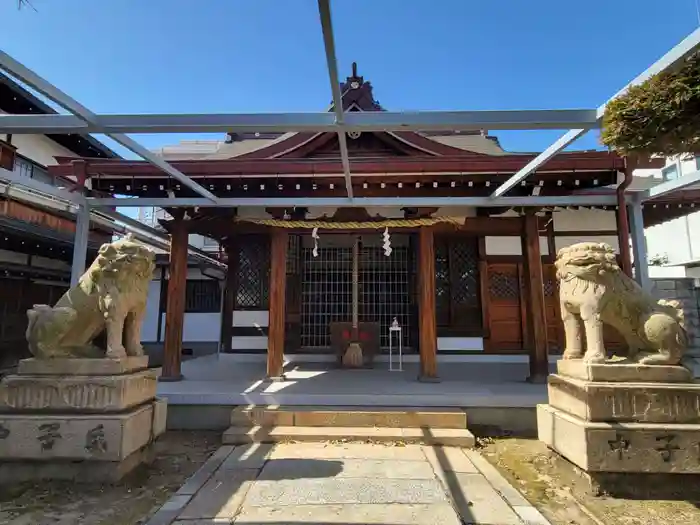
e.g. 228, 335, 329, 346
285, 233, 416, 354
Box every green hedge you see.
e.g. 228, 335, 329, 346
601, 51, 700, 155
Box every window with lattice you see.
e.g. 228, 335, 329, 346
434, 236, 481, 331
185, 280, 221, 313
489, 271, 520, 299
544, 276, 557, 297
236, 235, 270, 309
162, 279, 222, 313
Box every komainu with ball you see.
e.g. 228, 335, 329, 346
555, 242, 687, 365
25, 235, 156, 359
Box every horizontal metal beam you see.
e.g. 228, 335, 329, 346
490, 129, 590, 198
643, 169, 700, 200
0, 172, 225, 268
87, 194, 619, 208
94, 208, 225, 267
0, 109, 602, 135
0, 169, 85, 205
0, 51, 218, 202
491, 26, 700, 198
599, 26, 700, 119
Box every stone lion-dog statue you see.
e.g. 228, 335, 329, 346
555, 242, 688, 366
26, 235, 156, 359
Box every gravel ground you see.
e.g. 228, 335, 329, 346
0, 431, 220, 525
478, 436, 700, 525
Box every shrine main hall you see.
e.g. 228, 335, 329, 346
47, 66, 692, 383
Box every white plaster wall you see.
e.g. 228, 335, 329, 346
484, 236, 548, 256
437, 337, 483, 351
140, 273, 271, 346
552, 209, 617, 232
10, 134, 77, 167
234, 310, 269, 327
646, 210, 700, 265
648, 265, 688, 279
554, 235, 620, 253
141, 280, 162, 342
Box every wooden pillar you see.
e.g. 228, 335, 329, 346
220, 240, 239, 354
523, 213, 549, 382
161, 217, 188, 382
417, 226, 439, 381
267, 229, 288, 380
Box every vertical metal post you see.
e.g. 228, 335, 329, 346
71, 204, 90, 286
628, 197, 650, 291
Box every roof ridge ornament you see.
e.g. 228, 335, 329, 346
348, 61, 363, 89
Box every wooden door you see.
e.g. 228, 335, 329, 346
486, 263, 524, 351
543, 263, 563, 354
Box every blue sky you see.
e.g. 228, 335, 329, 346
2, 0, 700, 157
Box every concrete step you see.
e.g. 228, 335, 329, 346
222, 425, 476, 447
230, 406, 467, 429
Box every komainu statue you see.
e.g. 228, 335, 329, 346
555, 242, 688, 365
26, 235, 156, 359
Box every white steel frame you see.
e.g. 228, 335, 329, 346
1, 0, 699, 284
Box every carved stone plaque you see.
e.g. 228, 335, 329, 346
0, 401, 158, 461
547, 374, 700, 424
0, 370, 157, 413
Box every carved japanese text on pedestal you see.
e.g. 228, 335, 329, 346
591, 429, 700, 473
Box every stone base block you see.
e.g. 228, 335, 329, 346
0, 442, 156, 484
538, 404, 700, 474
0, 370, 157, 412
556, 359, 692, 383
0, 398, 167, 462
578, 469, 700, 499
17, 356, 149, 376
547, 374, 700, 424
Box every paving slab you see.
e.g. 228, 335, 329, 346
219, 443, 273, 470
177, 469, 258, 520
445, 472, 523, 525
151, 442, 550, 525
244, 477, 449, 506
177, 446, 234, 496
258, 457, 436, 480
422, 445, 480, 474
267, 442, 426, 460
232, 503, 463, 524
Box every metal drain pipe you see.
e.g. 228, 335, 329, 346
616, 158, 634, 277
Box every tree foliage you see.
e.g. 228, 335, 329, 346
601, 51, 700, 156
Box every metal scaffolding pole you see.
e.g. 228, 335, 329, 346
71, 203, 90, 286
0, 51, 218, 203
490, 26, 700, 198
629, 197, 650, 291
317, 0, 353, 199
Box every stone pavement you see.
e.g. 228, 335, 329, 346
146, 442, 550, 525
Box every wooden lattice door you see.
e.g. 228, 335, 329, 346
486, 263, 524, 351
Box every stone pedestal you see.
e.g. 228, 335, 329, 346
0, 357, 167, 483
538, 360, 700, 497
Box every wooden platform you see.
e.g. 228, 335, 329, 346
155, 354, 551, 408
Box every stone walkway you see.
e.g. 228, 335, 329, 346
146, 442, 550, 525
